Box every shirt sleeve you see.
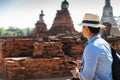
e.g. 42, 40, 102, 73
80, 46, 99, 80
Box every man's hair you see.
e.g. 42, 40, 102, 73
88, 26, 100, 34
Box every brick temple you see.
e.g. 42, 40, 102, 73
48, 0, 76, 35
32, 0, 76, 37
32, 10, 48, 37
0, 0, 120, 80
101, 0, 120, 35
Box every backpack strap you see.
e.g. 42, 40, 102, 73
111, 47, 116, 59
111, 47, 120, 62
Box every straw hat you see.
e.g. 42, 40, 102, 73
80, 13, 105, 28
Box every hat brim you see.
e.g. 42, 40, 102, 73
79, 23, 105, 28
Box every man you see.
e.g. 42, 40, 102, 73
71, 13, 113, 80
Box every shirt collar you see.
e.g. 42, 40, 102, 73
87, 34, 101, 45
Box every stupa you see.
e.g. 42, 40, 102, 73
101, 0, 117, 25
48, 0, 76, 35
32, 10, 48, 37
101, 0, 120, 35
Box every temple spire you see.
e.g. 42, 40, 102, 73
39, 10, 44, 22
61, 0, 69, 11
106, 0, 110, 5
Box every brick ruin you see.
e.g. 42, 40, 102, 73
0, 35, 120, 80
32, 0, 76, 37
0, 36, 84, 80
47, 7, 76, 35
31, 10, 48, 37
48, 0, 76, 35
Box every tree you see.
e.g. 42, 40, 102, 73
0, 28, 6, 36
0, 26, 34, 36
5, 31, 14, 36
16, 29, 26, 36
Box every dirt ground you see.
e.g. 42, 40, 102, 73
0, 76, 72, 80
29, 76, 72, 80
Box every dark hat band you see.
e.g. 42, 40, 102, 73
82, 20, 100, 24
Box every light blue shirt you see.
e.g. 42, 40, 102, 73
80, 34, 113, 80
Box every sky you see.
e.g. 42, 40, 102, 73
0, 0, 120, 32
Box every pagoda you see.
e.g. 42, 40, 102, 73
101, 0, 120, 35
32, 10, 48, 37
48, 0, 76, 35
101, 0, 117, 25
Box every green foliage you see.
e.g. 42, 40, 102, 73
5, 31, 14, 36
0, 28, 5, 36
0, 27, 33, 36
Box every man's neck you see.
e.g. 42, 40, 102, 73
87, 33, 98, 40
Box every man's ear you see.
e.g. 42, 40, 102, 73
85, 26, 89, 32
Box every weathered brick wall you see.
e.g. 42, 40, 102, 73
1, 57, 78, 80
0, 39, 34, 58
0, 36, 120, 79
62, 42, 85, 57
0, 39, 85, 59
33, 42, 65, 58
